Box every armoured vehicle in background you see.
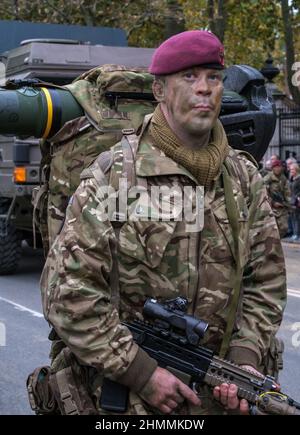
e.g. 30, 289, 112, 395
0, 39, 276, 275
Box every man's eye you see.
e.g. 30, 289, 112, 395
209, 74, 221, 81
183, 72, 195, 79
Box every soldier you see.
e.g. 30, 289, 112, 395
289, 163, 300, 241
270, 154, 280, 165
40, 30, 287, 415
264, 159, 291, 238
258, 160, 271, 178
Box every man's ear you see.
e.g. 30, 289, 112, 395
152, 79, 166, 102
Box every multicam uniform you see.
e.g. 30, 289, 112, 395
40, 120, 287, 415
264, 172, 291, 238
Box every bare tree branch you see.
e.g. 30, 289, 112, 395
126, 12, 161, 39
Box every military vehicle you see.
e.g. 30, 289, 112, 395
0, 39, 276, 275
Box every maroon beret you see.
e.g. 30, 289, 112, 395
149, 30, 225, 75
272, 159, 283, 169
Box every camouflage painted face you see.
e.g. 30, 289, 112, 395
40, 117, 287, 415
157, 67, 223, 139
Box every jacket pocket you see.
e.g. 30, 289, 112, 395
212, 198, 249, 268
119, 218, 178, 269
118, 188, 179, 269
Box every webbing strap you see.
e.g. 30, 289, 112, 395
95, 132, 141, 311
121, 133, 148, 190
219, 163, 243, 358
120, 135, 136, 189
108, 237, 120, 311
109, 133, 136, 310
56, 368, 79, 415
31, 183, 48, 250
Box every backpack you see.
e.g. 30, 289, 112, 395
32, 64, 157, 254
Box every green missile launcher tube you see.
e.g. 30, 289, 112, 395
0, 86, 84, 139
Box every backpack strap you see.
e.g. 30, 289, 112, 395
108, 130, 143, 311
84, 130, 142, 312
121, 128, 139, 188
106, 115, 152, 192
31, 183, 49, 251
108, 129, 142, 190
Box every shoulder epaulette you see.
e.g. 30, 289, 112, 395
235, 149, 259, 169
80, 150, 113, 183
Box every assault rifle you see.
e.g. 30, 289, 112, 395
101, 297, 300, 415
269, 191, 292, 209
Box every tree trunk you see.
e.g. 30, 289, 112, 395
207, 0, 216, 34
281, 0, 300, 105
164, 0, 185, 40
79, 4, 96, 27
216, 0, 226, 43
14, 0, 19, 20
207, 0, 227, 43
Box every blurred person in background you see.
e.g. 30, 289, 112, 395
286, 157, 298, 180
270, 154, 280, 164
289, 163, 300, 242
264, 159, 291, 238
286, 157, 298, 236
259, 158, 272, 177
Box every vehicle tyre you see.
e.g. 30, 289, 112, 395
0, 198, 22, 275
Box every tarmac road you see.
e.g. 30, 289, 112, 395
0, 242, 299, 415
277, 243, 300, 402
0, 245, 50, 415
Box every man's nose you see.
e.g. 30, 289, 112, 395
193, 77, 211, 94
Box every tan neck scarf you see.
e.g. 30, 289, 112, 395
149, 104, 230, 187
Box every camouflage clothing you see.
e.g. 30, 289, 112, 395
264, 172, 291, 238
40, 117, 287, 415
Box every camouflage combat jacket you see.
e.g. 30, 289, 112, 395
40, 123, 287, 414
264, 172, 291, 217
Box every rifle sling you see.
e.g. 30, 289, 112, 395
219, 163, 243, 358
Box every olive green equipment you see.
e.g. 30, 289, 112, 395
0, 81, 83, 140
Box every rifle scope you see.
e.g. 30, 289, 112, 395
143, 298, 208, 346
